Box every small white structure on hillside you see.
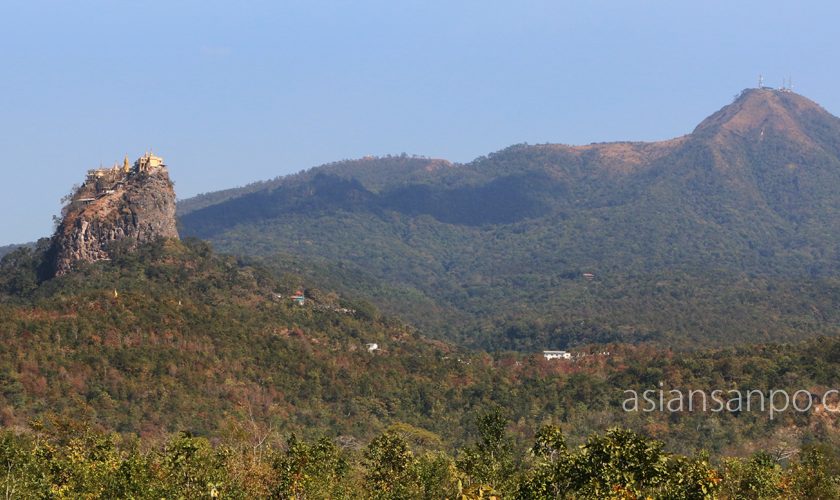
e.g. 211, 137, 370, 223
543, 350, 572, 360
366, 343, 379, 353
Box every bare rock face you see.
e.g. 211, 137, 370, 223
50, 154, 179, 276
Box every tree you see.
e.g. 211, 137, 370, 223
567, 428, 668, 497
516, 425, 569, 499
413, 451, 459, 500
519, 427, 720, 499
720, 451, 785, 499
272, 434, 348, 499
157, 433, 229, 499
658, 453, 720, 500
787, 444, 840, 499
456, 410, 516, 495
363, 431, 416, 499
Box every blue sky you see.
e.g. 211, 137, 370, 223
2, 0, 839, 244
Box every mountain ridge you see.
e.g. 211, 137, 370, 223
179, 88, 835, 213
176, 88, 840, 349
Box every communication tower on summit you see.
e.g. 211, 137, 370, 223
779, 76, 794, 93
758, 74, 764, 89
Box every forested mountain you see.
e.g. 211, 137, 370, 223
179, 88, 840, 349
4, 239, 840, 497
0, 242, 33, 260
3, 236, 840, 450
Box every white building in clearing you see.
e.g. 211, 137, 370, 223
543, 350, 572, 360
366, 343, 379, 353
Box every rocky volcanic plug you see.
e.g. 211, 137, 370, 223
50, 152, 178, 276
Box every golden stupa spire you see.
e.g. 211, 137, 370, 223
123, 155, 130, 173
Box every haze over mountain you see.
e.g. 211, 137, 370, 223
179, 88, 840, 349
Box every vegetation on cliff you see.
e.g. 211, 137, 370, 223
50, 153, 178, 277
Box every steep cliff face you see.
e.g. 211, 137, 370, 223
51, 157, 178, 276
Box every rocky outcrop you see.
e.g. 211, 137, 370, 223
50, 158, 178, 276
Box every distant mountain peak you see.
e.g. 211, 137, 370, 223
692, 88, 831, 146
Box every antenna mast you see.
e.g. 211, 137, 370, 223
758, 74, 764, 89
780, 75, 794, 93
